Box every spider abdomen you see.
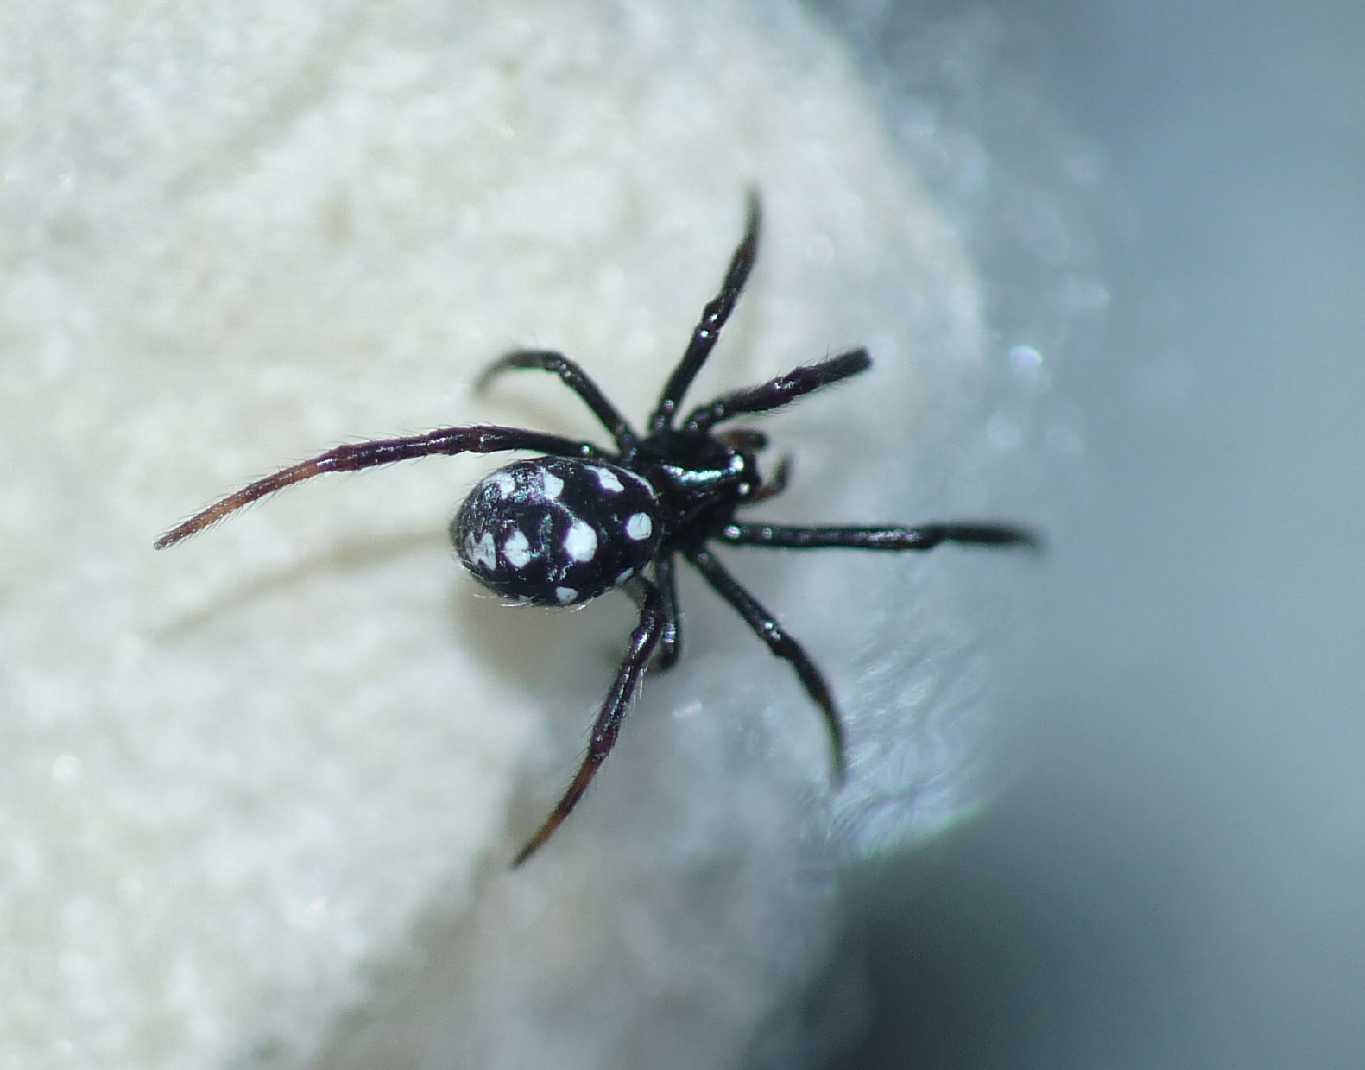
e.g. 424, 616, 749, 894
452, 457, 662, 607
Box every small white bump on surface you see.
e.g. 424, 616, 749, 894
563, 520, 598, 562
502, 529, 531, 568
592, 466, 624, 493
625, 513, 653, 541
468, 532, 497, 571
555, 586, 578, 604
491, 472, 516, 498
541, 470, 564, 499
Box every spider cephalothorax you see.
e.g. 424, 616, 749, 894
157, 193, 1036, 865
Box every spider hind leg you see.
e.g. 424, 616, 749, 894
154, 425, 600, 550
653, 554, 683, 671
512, 576, 666, 866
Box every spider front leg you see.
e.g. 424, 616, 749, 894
512, 576, 665, 867
477, 349, 638, 451
715, 522, 1041, 552
681, 348, 871, 434
686, 546, 846, 782
649, 191, 761, 433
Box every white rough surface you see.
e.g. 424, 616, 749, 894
0, 2, 993, 1068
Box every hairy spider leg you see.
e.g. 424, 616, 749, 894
685, 546, 846, 783
681, 347, 871, 434
477, 349, 638, 451
154, 426, 600, 549
716, 522, 1041, 552
512, 576, 666, 867
649, 191, 762, 433
653, 554, 684, 671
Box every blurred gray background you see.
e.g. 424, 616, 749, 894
830, 1, 1365, 1067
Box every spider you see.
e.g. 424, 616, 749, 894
156, 193, 1037, 866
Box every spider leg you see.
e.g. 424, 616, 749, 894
716, 522, 1041, 551
154, 426, 600, 549
681, 348, 870, 434
477, 349, 638, 451
686, 546, 846, 782
649, 192, 761, 433
512, 576, 665, 866
654, 554, 683, 671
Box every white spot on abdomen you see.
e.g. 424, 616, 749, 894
541, 470, 564, 499
563, 520, 598, 562
468, 531, 497, 571
555, 586, 578, 604
491, 472, 516, 498
625, 513, 653, 541
592, 466, 624, 493
503, 529, 531, 568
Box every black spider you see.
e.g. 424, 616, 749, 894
157, 193, 1037, 866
